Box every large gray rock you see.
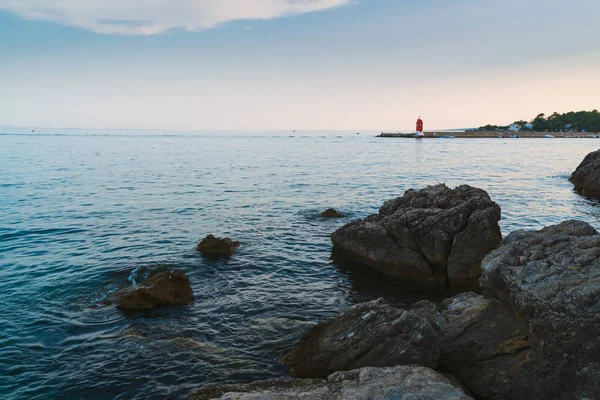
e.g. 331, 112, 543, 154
476, 220, 600, 399
570, 149, 600, 197
436, 292, 530, 399
189, 365, 473, 400
331, 184, 501, 288
284, 299, 442, 378
115, 270, 193, 310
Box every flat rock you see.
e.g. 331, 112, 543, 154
476, 220, 600, 399
331, 184, 501, 288
115, 270, 193, 310
284, 299, 442, 378
321, 208, 344, 218
196, 234, 240, 257
570, 149, 600, 197
189, 365, 473, 400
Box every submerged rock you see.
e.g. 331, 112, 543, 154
473, 220, 600, 399
115, 270, 193, 310
189, 365, 473, 400
321, 208, 344, 218
284, 299, 442, 378
570, 149, 600, 197
331, 184, 501, 288
196, 234, 240, 257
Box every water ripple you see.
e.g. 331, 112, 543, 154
1, 133, 600, 399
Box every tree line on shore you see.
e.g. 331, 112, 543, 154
479, 110, 600, 132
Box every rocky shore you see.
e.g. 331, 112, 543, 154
189, 154, 600, 400
103, 152, 600, 399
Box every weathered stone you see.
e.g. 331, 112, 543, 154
321, 208, 344, 218
437, 292, 530, 399
196, 234, 240, 257
115, 270, 193, 310
570, 149, 600, 197
331, 184, 501, 288
284, 299, 442, 378
189, 365, 473, 400
475, 220, 600, 399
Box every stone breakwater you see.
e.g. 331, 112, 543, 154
378, 130, 600, 138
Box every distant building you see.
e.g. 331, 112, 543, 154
524, 123, 534, 130
509, 124, 522, 132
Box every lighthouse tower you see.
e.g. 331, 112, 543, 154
416, 116, 424, 136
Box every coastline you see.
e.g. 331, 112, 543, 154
378, 130, 600, 138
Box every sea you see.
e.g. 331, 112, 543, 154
1, 130, 599, 399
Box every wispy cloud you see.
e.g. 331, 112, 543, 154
0, 0, 351, 35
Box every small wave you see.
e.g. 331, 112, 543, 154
0, 227, 87, 241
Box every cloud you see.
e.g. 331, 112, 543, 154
0, 0, 351, 35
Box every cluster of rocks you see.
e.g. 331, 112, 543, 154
194, 149, 600, 399
197, 219, 599, 399
113, 151, 600, 398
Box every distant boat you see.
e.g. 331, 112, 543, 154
510, 134, 520, 138
542, 134, 555, 138
439, 135, 456, 139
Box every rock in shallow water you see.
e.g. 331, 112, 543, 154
475, 220, 600, 399
321, 208, 344, 218
331, 184, 501, 288
115, 270, 193, 310
189, 365, 473, 400
570, 149, 600, 197
284, 299, 442, 378
196, 234, 240, 257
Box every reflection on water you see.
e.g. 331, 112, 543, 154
1, 132, 600, 399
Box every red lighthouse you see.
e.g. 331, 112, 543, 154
416, 116, 424, 135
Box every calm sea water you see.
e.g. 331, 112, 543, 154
1, 131, 599, 399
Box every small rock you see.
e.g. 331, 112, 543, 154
321, 208, 344, 218
115, 270, 193, 310
196, 234, 240, 257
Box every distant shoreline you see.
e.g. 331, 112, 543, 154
378, 130, 600, 138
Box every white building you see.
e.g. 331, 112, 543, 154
524, 123, 534, 130
509, 124, 522, 132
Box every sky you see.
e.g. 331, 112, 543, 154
0, 0, 599, 131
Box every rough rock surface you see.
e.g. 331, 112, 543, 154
189, 365, 473, 400
321, 208, 344, 218
476, 220, 600, 399
570, 149, 600, 197
115, 270, 193, 310
196, 234, 240, 257
436, 292, 530, 399
331, 184, 501, 287
284, 299, 442, 378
